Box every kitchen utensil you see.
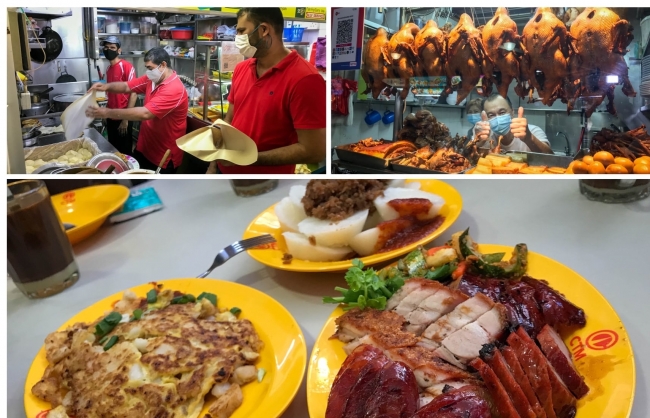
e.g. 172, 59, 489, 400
86, 153, 130, 173
24, 278, 306, 418
119, 22, 131, 34
55, 66, 77, 83
131, 28, 140, 34
22, 102, 50, 117
32, 163, 68, 174
22, 129, 40, 147
382, 110, 395, 124
52, 93, 84, 112
29, 27, 63, 63
170, 27, 194, 40
57, 167, 104, 174
197, 234, 276, 278
141, 22, 152, 34
307, 242, 635, 418
244, 179, 463, 273
96, 66, 103, 80
106, 22, 118, 34
364, 109, 381, 125
159, 29, 172, 39
156, 149, 171, 174
31, 87, 54, 104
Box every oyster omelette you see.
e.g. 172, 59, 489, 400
32, 285, 264, 418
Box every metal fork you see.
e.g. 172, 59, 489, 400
197, 234, 276, 278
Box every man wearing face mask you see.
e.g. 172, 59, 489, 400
206, 7, 326, 174
474, 93, 553, 154
101, 36, 137, 155
87, 47, 188, 173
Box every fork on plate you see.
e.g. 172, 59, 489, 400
197, 234, 276, 278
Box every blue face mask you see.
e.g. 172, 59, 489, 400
489, 114, 512, 136
467, 113, 481, 125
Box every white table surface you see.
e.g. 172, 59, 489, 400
7, 179, 650, 418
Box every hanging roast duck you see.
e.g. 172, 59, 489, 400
445, 14, 490, 105
385, 23, 420, 100
566, 7, 636, 117
360, 28, 391, 99
517, 7, 573, 106
481, 8, 522, 99
414, 20, 447, 77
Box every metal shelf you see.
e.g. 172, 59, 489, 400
96, 9, 157, 17
364, 19, 395, 34
99, 33, 158, 37
170, 56, 204, 61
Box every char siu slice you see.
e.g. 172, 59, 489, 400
501, 346, 548, 418
411, 385, 493, 418
469, 357, 522, 418
536, 325, 589, 399
480, 344, 536, 418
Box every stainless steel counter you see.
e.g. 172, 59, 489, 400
83, 127, 118, 153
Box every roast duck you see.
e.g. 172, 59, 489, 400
445, 14, 490, 105
326, 269, 589, 418
361, 28, 391, 99
517, 7, 573, 107
414, 20, 447, 77
481, 8, 521, 99
386, 23, 421, 100
566, 7, 636, 117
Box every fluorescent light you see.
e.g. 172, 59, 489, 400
606, 75, 619, 83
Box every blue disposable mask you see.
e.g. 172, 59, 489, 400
467, 113, 481, 125
489, 114, 512, 135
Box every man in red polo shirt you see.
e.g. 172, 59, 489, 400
206, 7, 326, 175
101, 36, 137, 155
87, 47, 187, 173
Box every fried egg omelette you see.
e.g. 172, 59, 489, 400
32, 287, 264, 418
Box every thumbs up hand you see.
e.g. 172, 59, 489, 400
475, 110, 491, 142
511, 106, 528, 139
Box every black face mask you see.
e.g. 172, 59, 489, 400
104, 49, 119, 60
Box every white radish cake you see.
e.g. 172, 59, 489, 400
283, 232, 353, 262
297, 209, 369, 248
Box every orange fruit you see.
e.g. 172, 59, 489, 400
605, 164, 628, 174
633, 164, 650, 174
565, 161, 576, 174
582, 155, 594, 165
593, 151, 615, 167
572, 161, 590, 174
587, 161, 606, 174
614, 157, 634, 173
634, 156, 650, 166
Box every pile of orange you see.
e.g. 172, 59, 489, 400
568, 152, 650, 174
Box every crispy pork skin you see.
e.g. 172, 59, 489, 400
325, 345, 384, 418
507, 331, 558, 418
501, 346, 548, 418
364, 361, 419, 418
387, 346, 473, 388
469, 357, 521, 418
521, 278, 586, 331
411, 385, 493, 418
481, 344, 537, 418
537, 325, 589, 399
333, 308, 404, 342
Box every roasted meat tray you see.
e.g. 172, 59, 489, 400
334, 146, 390, 170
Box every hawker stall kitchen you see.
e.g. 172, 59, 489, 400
331, 7, 650, 175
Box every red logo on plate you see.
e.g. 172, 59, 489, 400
586, 330, 619, 351
61, 192, 76, 204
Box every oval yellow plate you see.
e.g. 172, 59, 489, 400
243, 180, 463, 272
24, 279, 307, 418
306, 245, 635, 418
51, 184, 130, 245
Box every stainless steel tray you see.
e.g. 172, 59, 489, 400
334, 146, 390, 170
505, 151, 573, 168
390, 161, 472, 175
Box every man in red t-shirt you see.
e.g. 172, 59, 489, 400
206, 8, 326, 175
100, 36, 137, 155
87, 47, 187, 173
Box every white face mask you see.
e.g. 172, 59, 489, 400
146, 64, 164, 83
235, 25, 260, 58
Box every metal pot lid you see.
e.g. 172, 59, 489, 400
86, 153, 129, 173
53, 93, 84, 102
32, 162, 68, 174
29, 100, 50, 108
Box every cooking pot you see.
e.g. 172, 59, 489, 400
31, 87, 54, 103
29, 27, 63, 63
56, 65, 77, 83
23, 101, 50, 117
52, 93, 84, 112
22, 129, 41, 147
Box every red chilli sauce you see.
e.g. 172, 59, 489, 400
377, 198, 445, 253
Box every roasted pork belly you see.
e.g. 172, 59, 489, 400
469, 357, 521, 418
357, 330, 420, 351
424, 379, 482, 397
422, 293, 494, 342
333, 308, 405, 342
406, 285, 469, 334
537, 325, 589, 399
393, 280, 450, 318
386, 346, 473, 388
480, 344, 537, 418
386, 279, 428, 311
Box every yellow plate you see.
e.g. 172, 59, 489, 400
306, 245, 635, 418
51, 184, 130, 245
243, 180, 463, 272
24, 279, 307, 418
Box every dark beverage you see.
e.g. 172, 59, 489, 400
579, 179, 650, 203
7, 180, 79, 298
230, 179, 279, 197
